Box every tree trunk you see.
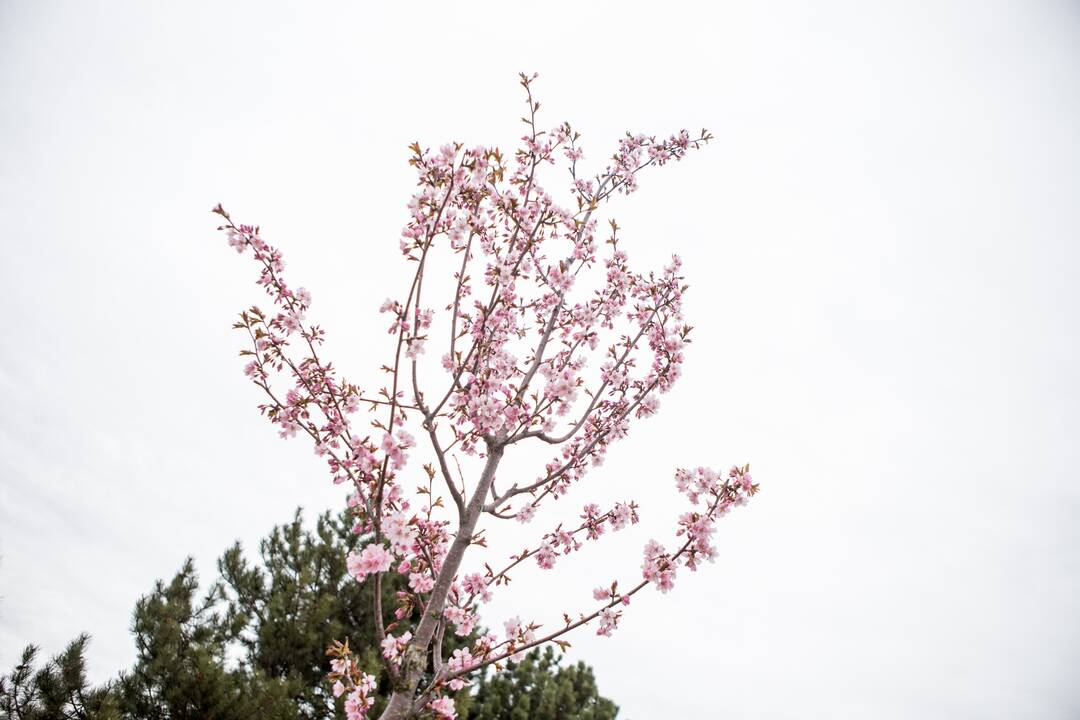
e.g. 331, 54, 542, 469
379, 691, 414, 720
377, 443, 505, 719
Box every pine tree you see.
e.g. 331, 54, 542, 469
1, 508, 619, 719
0, 636, 119, 720
111, 558, 297, 719
467, 647, 617, 720
212, 509, 401, 718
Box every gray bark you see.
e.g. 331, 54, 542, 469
377, 442, 505, 720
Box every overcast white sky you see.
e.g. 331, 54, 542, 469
2, 1, 1078, 717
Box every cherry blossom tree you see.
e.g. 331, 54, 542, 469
213, 73, 757, 720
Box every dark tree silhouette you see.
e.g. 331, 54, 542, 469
1, 509, 618, 719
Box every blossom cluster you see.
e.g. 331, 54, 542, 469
327, 641, 380, 720
642, 465, 757, 592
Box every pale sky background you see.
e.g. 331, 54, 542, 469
1, 1, 1078, 717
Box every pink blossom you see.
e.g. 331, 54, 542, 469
461, 572, 492, 602
610, 502, 634, 530
428, 696, 456, 719
281, 312, 302, 335
447, 647, 476, 690
342, 674, 377, 720
503, 616, 522, 640
535, 543, 557, 570
405, 337, 426, 360
409, 571, 434, 594
597, 607, 620, 637
641, 539, 677, 593
380, 631, 411, 664
443, 606, 477, 636
382, 512, 416, 552
516, 503, 536, 524
226, 228, 245, 253
346, 543, 393, 582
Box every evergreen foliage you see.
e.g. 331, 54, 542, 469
468, 647, 618, 720
1, 509, 618, 719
